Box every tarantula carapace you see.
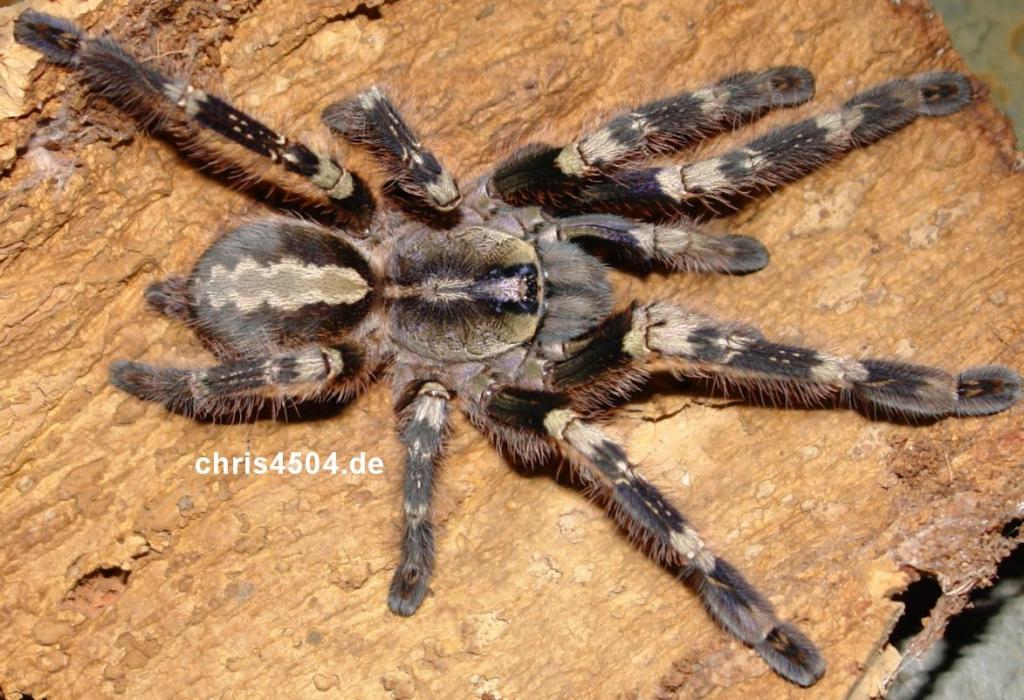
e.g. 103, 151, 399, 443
17, 10, 1021, 688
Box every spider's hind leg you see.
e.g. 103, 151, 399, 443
472, 384, 826, 687
144, 276, 192, 323
109, 343, 366, 419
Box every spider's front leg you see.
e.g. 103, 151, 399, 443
387, 380, 452, 615
472, 384, 825, 687
14, 10, 373, 219
571, 72, 974, 217
323, 87, 461, 213
109, 344, 367, 419
490, 67, 815, 208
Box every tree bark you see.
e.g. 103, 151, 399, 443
1, 0, 1021, 697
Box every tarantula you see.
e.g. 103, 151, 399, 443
16, 10, 1021, 688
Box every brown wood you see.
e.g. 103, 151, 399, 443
1, 0, 1021, 697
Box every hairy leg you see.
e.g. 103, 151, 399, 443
567, 73, 973, 218
109, 343, 366, 419
323, 87, 460, 212
489, 67, 815, 208
474, 383, 825, 687
387, 380, 451, 615
609, 302, 1021, 417
551, 213, 769, 274
145, 276, 192, 322
15, 10, 373, 218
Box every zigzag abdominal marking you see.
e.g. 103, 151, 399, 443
16, 10, 1022, 688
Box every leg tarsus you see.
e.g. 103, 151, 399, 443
696, 558, 826, 686
955, 365, 1022, 416
911, 72, 973, 116
109, 360, 191, 409
759, 66, 816, 107
387, 521, 434, 616
145, 276, 192, 322
13, 10, 81, 65
754, 622, 827, 688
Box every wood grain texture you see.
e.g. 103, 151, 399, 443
1, 0, 1021, 697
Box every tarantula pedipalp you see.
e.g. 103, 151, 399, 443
15, 9, 1021, 689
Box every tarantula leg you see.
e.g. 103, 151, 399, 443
489, 67, 815, 208
542, 305, 649, 411
563, 67, 815, 174
322, 87, 460, 211
479, 386, 825, 686
14, 10, 373, 216
553, 213, 769, 273
388, 381, 451, 616
108, 344, 365, 418
630, 302, 1021, 417
571, 72, 974, 217
144, 276, 192, 322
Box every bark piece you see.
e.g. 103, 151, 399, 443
1, 0, 1022, 697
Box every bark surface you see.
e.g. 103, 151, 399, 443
1, 0, 1022, 697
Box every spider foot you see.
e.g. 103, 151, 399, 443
911, 72, 973, 117
955, 365, 1022, 416
697, 558, 826, 686
13, 10, 81, 66
145, 276, 192, 322
753, 622, 827, 688
387, 522, 434, 617
109, 360, 191, 409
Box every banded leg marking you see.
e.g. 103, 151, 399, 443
489, 67, 814, 208
323, 87, 460, 211
480, 384, 825, 687
14, 10, 372, 213
632, 302, 1021, 417
561, 66, 815, 175
550, 412, 825, 687
554, 213, 769, 274
109, 344, 365, 418
571, 73, 974, 216
388, 381, 451, 616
